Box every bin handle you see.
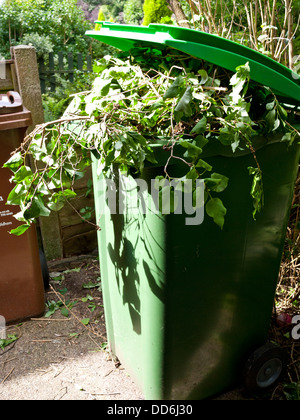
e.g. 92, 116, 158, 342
0, 91, 23, 115
6, 91, 22, 105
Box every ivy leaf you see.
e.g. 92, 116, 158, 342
195, 159, 212, 171
9, 223, 30, 236
248, 167, 264, 219
29, 141, 47, 161
163, 76, 185, 99
210, 173, 229, 192
13, 166, 33, 183
93, 77, 113, 96
266, 101, 275, 111
180, 140, 202, 161
265, 108, 276, 130
206, 197, 227, 229
6, 184, 27, 206
194, 135, 209, 148
198, 69, 208, 85
218, 126, 233, 146
174, 86, 193, 121
60, 307, 69, 317
186, 167, 199, 181
2, 152, 23, 173
281, 132, 296, 145
0, 334, 18, 350
48, 190, 77, 211
277, 104, 288, 120
231, 132, 240, 153
24, 196, 51, 219
204, 173, 229, 192
191, 116, 207, 135
229, 62, 250, 103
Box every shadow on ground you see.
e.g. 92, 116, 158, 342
0, 255, 295, 400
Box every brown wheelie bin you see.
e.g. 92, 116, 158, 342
0, 91, 45, 324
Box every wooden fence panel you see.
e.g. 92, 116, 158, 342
38, 52, 93, 93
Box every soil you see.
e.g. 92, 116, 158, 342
0, 256, 144, 401
0, 255, 275, 401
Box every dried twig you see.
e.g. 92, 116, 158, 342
30, 318, 71, 322
49, 284, 106, 341
1, 367, 15, 384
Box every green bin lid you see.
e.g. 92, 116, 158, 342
86, 23, 300, 104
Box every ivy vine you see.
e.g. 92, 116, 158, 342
4, 47, 299, 235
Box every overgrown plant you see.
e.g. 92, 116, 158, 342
3, 48, 299, 235
0, 0, 97, 58
167, 0, 300, 69
143, 0, 173, 26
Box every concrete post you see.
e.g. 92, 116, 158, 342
11, 45, 44, 132
11, 45, 64, 261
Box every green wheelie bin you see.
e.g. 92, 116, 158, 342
86, 24, 300, 399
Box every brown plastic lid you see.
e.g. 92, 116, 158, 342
0, 91, 32, 131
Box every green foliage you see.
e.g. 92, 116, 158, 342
143, 0, 172, 26
80, 0, 100, 5
45, 294, 78, 317
95, 8, 106, 31
124, 0, 144, 24
21, 33, 54, 58
102, 0, 127, 23
42, 95, 72, 123
42, 69, 98, 122
283, 382, 300, 400
4, 47, 299, 233
0, 334, 18, 350
248, 166, 264, 219
97, 8, 105, 22
0, 0, 94, 58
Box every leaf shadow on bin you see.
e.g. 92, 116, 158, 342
107, 214, 142, 335
107, 206, 166, 337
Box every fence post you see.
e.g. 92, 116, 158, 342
48, 52, 56, 92
67, 52, 74, 83
38, 52, 93, 93
38, 57, 46, 94
11, 45, 44, 133
11, 45, 64, 261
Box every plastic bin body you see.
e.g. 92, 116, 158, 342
92, 135, 300, 400
87, 23, 300, 399
0, 92, 45, 323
